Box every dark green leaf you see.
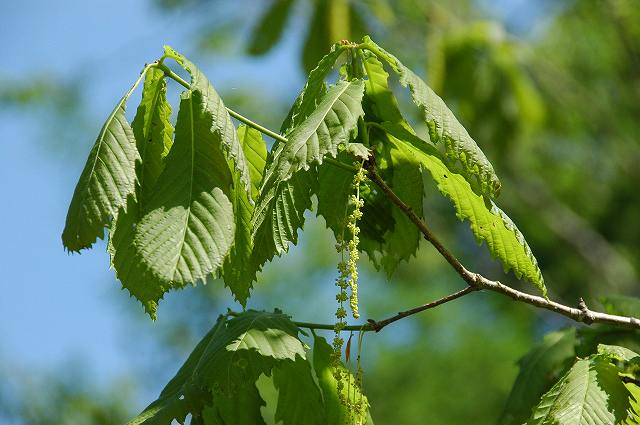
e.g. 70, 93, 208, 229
273, 357, 326, 425
127, 311, 306, 425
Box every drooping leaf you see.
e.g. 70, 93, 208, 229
62, 73, 143, 252
222, 125, 267, 306
526, 356, 633, 425
164, 45, 252, 196
272, 357, 327, 425
378, 128, 423, 277
131, 66, 174, 202
317, 151, 356, 237
107, 67, 174, 318
252, 79, 365, 266
381, 123, 546, 294
132, 90, 235, 307
499, 328, 576, 425
313, 334, 373, 425
362, 36, 502, 198
127, 311, 306, 425
247, 0, 296, 56
361, 52, 403, 124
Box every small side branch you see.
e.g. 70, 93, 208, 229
293, 286, 475, 332
364, 162, 640, 330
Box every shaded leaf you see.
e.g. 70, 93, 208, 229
164, 45, 252, 196
273, 357, 326, 425
222, 125, 267, 306
499, 328, 576, 425
127, 311, 306, 425
132, 90, 235, 308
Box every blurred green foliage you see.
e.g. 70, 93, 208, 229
4, 0, 640, 424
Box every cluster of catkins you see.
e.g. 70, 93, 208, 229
332, 163, 367, 399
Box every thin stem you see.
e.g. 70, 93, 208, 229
364, 162, 640, 330
293, 286, 474, 332
155, 61, 289, 144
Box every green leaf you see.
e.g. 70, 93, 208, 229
598, 344, 640, 362
132, 90, 235, 306
499, 328, 576, 425
313, 334, 373, 425
131, 66, 174, 202
379, 133, 423, 277
221, 125, 267, 306
381, 123, 546, 295
247, 0, 296, 56
317, 151, 356, 236
62, 75, 142, 252
127, 310, 306, 425
362, 36, 501, 198
361, 52, 404, 124
273, 357, 327, 425
202, 383, 267, 425
526, 356, 633, 425
107, 67, 174, 318
281, 43, 346, 135
164, 45, 252, 197
252, 80, 365, 266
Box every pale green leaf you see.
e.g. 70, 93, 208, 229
499, 328, 576, 425
247, 0, 295, 56
526, 356, 632, 425
62, 84, 141, 251
164, 45, 252, 196
381, 123, 546, 294
132, 90, 235, 305
361, 52, 403, 124
313, 335, 373, 425
127, 311, 306, 425
222, 125, 267, 306
362, 36, 501, 198
598, 344, 640, 362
